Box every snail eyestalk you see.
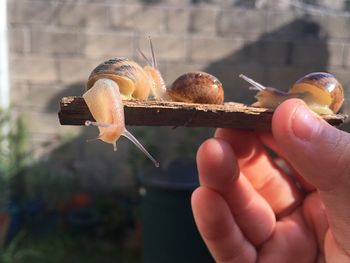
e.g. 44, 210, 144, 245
139, 38, 167, 100
122, 129, 160, 167
138, 48, 152, 66
149, 37, 157, 68
85, 120, 114, 128
239, 74, 266, 91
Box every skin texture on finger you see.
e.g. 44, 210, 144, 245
272, 99, 350, 258
215, 129, 302, 216
258, 209, 317, 263
302, 192, 328, 260
196, 138, 275, 245
191, 187, 256, 263
259, 132, 315, 192
325, 231, 350, 263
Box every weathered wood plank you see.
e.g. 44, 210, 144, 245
58, 96, 347, 131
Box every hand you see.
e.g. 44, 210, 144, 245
191, 99, 350, 263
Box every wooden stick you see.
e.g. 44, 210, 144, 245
58, 96, 347, 131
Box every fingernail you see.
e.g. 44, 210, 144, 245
292, 104, 321, 141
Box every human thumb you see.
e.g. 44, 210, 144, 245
272, 99, 350, 254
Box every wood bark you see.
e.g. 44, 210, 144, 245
58, 96, 347, 131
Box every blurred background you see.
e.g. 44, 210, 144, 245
1, 0, 350, 262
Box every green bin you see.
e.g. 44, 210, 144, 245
139, 159, 214, 263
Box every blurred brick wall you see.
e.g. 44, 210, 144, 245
6, 0, 350, 189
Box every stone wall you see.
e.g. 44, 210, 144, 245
6, 0, 350, 189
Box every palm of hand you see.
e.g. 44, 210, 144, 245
192, 129, 343, 263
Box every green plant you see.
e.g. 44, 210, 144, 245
0, 231, 140, 263
0, 110, 29, 180
0, 109, 30, 211
0, 231, 43, 263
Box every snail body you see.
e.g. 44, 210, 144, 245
239, 72, 344, 115
83, 44, 164, 167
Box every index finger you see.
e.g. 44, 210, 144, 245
215, 128, 302, 216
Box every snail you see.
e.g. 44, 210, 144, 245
83, 40, 225, 166
239, 72, 344, 115
167, 71, 224, 104
83, 41, 165, 167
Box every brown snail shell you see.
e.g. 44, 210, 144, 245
167, 71, 224, 104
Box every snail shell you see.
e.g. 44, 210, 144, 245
167, 71, 224, 104
240, 72, 344, 115
86, 57, 165, 100
291, 72, 344, 114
